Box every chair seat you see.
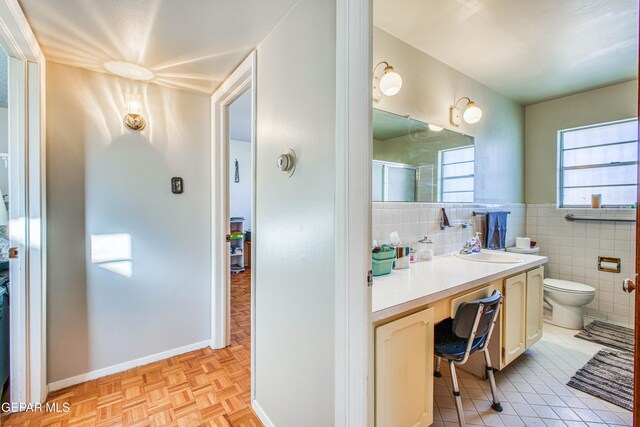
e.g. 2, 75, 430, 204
434, 318, 485, 361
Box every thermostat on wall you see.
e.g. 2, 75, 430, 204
171, 177, 183, 194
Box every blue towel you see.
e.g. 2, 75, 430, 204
485, 211, 508, 250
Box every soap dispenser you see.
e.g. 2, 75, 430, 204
472, 232, 482, 253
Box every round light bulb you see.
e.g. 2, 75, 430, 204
379, 67, 402, 96
463, 102, 482, 124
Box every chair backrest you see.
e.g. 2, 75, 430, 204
452, 290, 503, 340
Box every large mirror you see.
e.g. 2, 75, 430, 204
372, 108, 475, 203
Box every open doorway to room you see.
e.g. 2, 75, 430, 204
211, 52, 256, 415
371, 1, 637, 426
227, 89, 253, 350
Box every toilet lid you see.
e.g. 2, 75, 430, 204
543, 278, 594, 294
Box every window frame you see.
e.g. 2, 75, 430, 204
438, 145, 475, 203
558, 118, 638, 208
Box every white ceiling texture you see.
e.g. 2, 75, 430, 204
374, 0, 638, 104
18, 0, 299, 93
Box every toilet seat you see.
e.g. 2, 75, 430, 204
543, 278, 595, 294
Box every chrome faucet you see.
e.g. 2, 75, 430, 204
460, 241, 475, 255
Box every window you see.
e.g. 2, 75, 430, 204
559, 119, 638, 207
439, 146, 474, 203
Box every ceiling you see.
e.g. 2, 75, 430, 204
18, 0, 298, 94
374, 0, 638, 104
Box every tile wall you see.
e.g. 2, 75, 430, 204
372, 201, 637, 326
525, 204, 636, 326
372, 203, 526, 256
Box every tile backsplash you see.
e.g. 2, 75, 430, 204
526, 204, 636, 326
372, 202, 526, 256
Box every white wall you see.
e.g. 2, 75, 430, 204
526, 205, 636, 326
524, 80, 637, 204
229, 89, 252, 142
46, 61, 211, 383
254, 0, 336, 423
229, 139, 251, 229
374, 28, 525, 204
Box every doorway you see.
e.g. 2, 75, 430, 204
228, 89, 253, 349
0, 2, 47, 407
0, 45, 9, 406
210, 51, 256, 406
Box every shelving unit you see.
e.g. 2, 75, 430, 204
230, 218, 245, 274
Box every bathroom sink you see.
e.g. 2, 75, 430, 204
455, 251, 525, 264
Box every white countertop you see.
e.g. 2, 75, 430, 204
372, 251, 547, 322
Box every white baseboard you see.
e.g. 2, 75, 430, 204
252, 399, 275, 427
47, 340, 210, 392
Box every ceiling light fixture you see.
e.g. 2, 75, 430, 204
428, 124, 443, 132
450, 97, 483, 126
104, 61, 154, 81
372, 61, 402, 101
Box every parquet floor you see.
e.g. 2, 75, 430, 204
2, 272, 260, 427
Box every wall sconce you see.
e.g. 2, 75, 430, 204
124, 92, 146, 131
372, 61, 402, 101
450, 97, 482, 127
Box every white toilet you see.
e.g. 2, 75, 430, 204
543, 278, 596, 330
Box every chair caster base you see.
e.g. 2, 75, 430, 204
433, 371, 442, 378
491, 402, 503, 412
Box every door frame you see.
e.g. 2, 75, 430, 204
334, 0, 372, 424
0, 0, 47, 404
634, 43, 639, 424
210, 52, 256, 351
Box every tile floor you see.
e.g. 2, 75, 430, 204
433, 322, 633, 427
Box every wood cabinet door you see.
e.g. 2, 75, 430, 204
526, 266, 545, 348
503, 273, 527, 366
375, 307, 435, 427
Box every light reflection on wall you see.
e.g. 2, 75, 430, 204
90, 233, 133, 277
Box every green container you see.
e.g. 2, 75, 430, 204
372, 244, 395, 261
372, 257, 395, 276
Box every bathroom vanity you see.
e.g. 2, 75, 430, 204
373, 252, 547, 427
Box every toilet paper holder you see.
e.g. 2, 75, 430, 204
598, 256, 620, 273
